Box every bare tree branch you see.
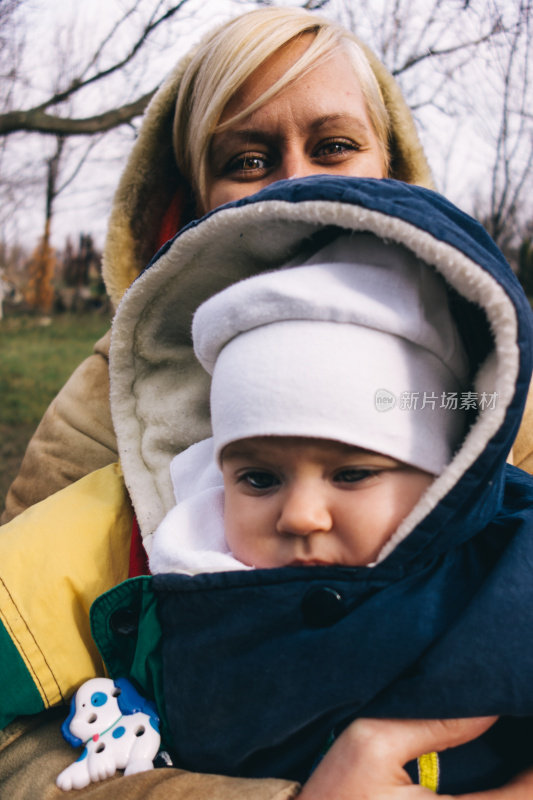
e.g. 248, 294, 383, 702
0, 90, 156, 135
56, 137, 103, 196
29, 0, 191, 113
303, 0, 331, 8
392, 23, 510, 76
80, 1, 143, 79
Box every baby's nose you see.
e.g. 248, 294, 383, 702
276, 487, 332, 536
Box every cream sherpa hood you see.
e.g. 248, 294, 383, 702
109, 176, 532, 565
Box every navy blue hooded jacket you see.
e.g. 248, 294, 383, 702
93, 177, 533, 794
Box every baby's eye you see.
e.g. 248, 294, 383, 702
333, 468, 376, 484
238, 470, 280, 490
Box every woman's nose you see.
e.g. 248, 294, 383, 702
276, 486, 332, 536
277, 149, 316, 181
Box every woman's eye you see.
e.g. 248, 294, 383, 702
227, 153, 270, 174
314, 139, 358, 159
239, 470, 279, 490
334, 468, 376, 484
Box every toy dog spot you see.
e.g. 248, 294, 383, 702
91, 692, 108, 707
112, 726, 126, 739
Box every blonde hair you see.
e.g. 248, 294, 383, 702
173, 7, 391, 208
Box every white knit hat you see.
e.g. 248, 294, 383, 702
192, 233, 469, 475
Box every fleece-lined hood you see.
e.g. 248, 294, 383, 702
101, 22, 433, 310
109, 176, 532, 571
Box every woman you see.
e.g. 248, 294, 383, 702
1, 6, 432, 522
1, 8, 532, 800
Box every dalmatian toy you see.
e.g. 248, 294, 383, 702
56, 677, 161, 790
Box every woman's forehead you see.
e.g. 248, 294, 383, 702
220, 41, 366, 124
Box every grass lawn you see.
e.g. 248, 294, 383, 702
0, 312, 111, 516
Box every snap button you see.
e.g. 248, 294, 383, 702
301, 586, 346, 628
109, 607, 138, 637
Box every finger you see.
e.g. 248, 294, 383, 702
345, 717, 499, 766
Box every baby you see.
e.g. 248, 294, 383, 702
150, 232, 468, 576
146, 230, 485, 793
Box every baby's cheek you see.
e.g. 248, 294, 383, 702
223, 505, 238, 547
227, 530, 258, 567
224, 506, 253, 562
223, 493, 280, 567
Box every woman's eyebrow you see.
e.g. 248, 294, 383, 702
213, 128, 275, 147
308, 113, 372, 134
215, 114, 372, 146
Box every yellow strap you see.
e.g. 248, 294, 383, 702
418, 751, 439, 792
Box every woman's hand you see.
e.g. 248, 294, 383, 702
297, 716, 533, 800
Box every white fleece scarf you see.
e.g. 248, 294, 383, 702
148, 437, 250, 575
